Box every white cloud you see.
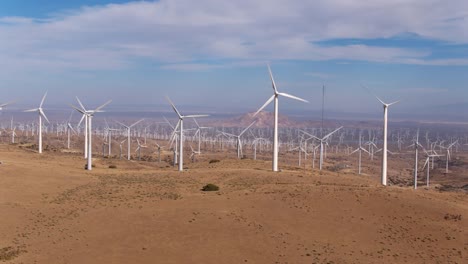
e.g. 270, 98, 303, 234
0, 0, 467, 74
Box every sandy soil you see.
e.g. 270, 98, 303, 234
0, 144, 467, 264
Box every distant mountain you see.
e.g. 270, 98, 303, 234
209, 111, 301, 128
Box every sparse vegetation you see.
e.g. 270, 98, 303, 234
0, 246, 24, 261
444, 213, 462, 221
202, 183, 219, 192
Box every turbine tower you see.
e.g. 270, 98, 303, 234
376, 96, 399, 186
166, 96, 208, 172
254, 65, 308, 172
24, 91, 49, 154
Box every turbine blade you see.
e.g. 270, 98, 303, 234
192, 117, 200, 128
78, 113, 86, 127
254, 95, 275, 116
165, 96, 182, 118
69, 104, 86, 115
388, 100, 400, 106
23, 108, 39, 112
239, 120, 256, 137
361, 147, 370, 154
299, 130, 320, 141
130, 118, 145, 127
163, 116, 175, 129
0, 101, 15, 108
39, 109, 50, 123
323, 126, 343, 140
76, 96, 86, 111
115, 120, 128, 128
185, 115, 209, 118
422, 158, 429, 170
69, 124, 77, 134
375, 95, 386, 105
278, 92, 309, 103
349, 148, 359, 155
267, 64, 278, 94
94, 100, 112, 112
39, 91, 48, 108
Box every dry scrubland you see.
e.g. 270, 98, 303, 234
0, 144, 467, 264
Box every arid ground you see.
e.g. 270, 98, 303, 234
0, 144, 467, 264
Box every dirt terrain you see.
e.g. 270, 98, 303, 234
0, 144, 467, 264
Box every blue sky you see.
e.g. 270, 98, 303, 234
0, 0, 467, 119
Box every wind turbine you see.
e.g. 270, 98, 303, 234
155, 142, 164, 163
349, 131, 370, 175
166, 96, 209, 172
192, 117, 211, 153
24, 92, 49, 154
422, 152, 442, 188
76, 97, 89, 158
301, 127, 343, 170
364, 87, 400, 186
66, 110, 76, 149
135, 139, 147, 161
70, 99, 112, 171
104, 119, 119, 157
444, 140, 458, 174
190, 145, 201, 162
119, 138, 127, 160
254, 65, 309, 172
116, 119, 144, 160
222, 121, 256, 159
408, 129, 424, 189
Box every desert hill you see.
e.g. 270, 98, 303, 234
0, 144, 466, 263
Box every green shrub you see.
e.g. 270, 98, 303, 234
202, 184, 219, 192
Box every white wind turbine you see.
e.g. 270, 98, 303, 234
376, 96, 399, 186
222, 120, 256, 159
116, 119, 144, 161
254, 65, 309, 172
422, 151, 442, 188
166, 96, 209, 172
444, 140, 458, 174
135, 139, 147, 161
190, 145, 201, 162
71, 99, 112, 171
24, 92, 49, 154
301, 127, 343, 170
349, 131, 370, 175
408, 129, 424, 189
76, 97, 89, 158
192, 117, 211, 153
364, 86, 400, 186
104, 119, 119, 157
119, 138, 127, 160
66, 111, 77, 149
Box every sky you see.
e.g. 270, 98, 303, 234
0, 0, 468, 120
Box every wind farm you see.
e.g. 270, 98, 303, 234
0, 1, 467, 263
